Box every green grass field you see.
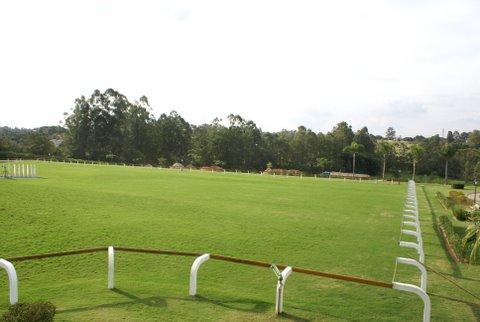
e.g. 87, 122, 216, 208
1, 162, 479, 321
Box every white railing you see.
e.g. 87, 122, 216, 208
0, 259, 18, 305
394, 180, 430, 322
5, 163, 37, 178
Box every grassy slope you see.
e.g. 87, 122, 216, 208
0, 162, 478, 321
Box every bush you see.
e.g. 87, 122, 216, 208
451, 181, 466, 189
438, 215, 466, 260
2, 301, 56, 322
436, 192, 455, 209
452, 205, 468, 221
449, 190, 474, 207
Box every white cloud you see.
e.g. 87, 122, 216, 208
0, 0, 479, 137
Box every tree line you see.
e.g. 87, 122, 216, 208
1, 88, 480, 181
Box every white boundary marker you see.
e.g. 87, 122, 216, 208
394, 180, 430, 322
393, 282, 430, 322
0, 259, 18, 305
108, 246, 114, 289
396, 257, 427, 292
275, 266, 293, 315
5, 163, 37, 178
189, 253, 210, 296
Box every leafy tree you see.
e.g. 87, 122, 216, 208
376, 141, 393, 179
156, 111, 192, 165
328, 122, 354, 171
343, 141, 365, 177
467, 130, 480, 148
386, 127, 396, 140
440, 143, 456, 184
410, 144, 424, 180
25, 132, 55, 156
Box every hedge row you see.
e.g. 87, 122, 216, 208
436, 191, 473, 221
438, 215, 473, 262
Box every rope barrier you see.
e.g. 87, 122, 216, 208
422, 262, 480, 302
4, 246, 392, 289
5, 247, 107, 262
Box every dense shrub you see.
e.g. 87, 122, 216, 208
451, 181, 466, 189
436, 192, 455, 209
452, 205, 469, 221
438, 215, 465, 259
449, 190, 474, 207
1, 301, 56, 322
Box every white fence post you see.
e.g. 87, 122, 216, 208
396, 257, 427, 292
108, 246, 114, 289
275, 266, 293, 315
401, 229, 423, 247
0, 259, 18, 305
189, 254, 210, 296
393, 282, 430, 322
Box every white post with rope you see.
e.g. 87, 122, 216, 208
393, 282, 430, 322
396, 257, 427, 292
189, 254, 210, 296
274, 266, 293, 315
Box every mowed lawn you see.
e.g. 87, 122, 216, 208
0, 162, 479, 321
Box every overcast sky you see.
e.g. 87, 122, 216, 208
1, 0, 479, 137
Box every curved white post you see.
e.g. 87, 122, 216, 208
275, 266, 293, 315
189, 254, 210, 296
396, 257, 427, 291
403, 214, 417, 222
22, 164, 25, 177
405, 202, 417, 209
403, 221, 420, 231
0, 259, 18, 304
108, 246, 114, 289
399, 241, 424, 263
401, 229, 423, 246
393, 282, 430, 322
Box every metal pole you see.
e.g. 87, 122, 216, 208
474, 179, 477, 204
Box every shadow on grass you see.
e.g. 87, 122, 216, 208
421, 185, 463, 278
429, 293, 480, 320
57, 288, 276, 316
57, 288, 167, 314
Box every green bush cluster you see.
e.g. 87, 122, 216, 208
449, 191, 474, 207
451, 204, 469, 221
1, 301, 56, 322
436, 192, 455, 209
438, 215, 465, 259
437, 191, 473, 221
451, 181, 466, 189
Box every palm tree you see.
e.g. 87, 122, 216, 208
410, 144, 424, 181
440, 143, 456, 185
463, 217, 480, 263
376, 141, 392, 180
343, 141, 365, 178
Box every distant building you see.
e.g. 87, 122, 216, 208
49, 139, 63, 148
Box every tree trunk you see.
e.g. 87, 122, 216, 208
444, 159, 448, 185
382, 155, 386, 180
412, 160, 416, 180
353, 153, 356, 178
